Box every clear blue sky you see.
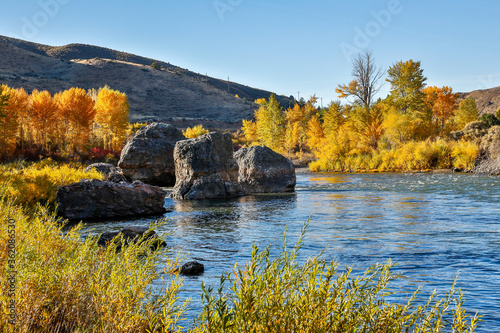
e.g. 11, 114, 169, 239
1, 0, 499, 104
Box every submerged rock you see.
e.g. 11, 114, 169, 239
118, 122, 185, 186
56, 179, 167, 220
234, 145, 296, 193
171, 132, 246, 200
177, 261, 205, 276
97, 226, 166, 250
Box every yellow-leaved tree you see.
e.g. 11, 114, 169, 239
254, 94, 285, 152
55, 87, 96, 153
94, 86, 129, 152
0, 85, 15, 158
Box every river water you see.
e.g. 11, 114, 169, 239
82, 172, 500, 331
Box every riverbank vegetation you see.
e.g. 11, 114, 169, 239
238, 52, 498, 173
0, 182, 480, 331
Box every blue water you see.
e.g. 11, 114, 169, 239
82, 172, 500, 331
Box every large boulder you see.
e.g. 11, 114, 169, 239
170, 132, 246, 200
234, 145, 296, 193
118, 123, 185, 186
56, 180, 167, 220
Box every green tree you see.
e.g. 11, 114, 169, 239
386, 59, 427, 115
479, 113, 500, 128
255, 94, 285, 152
455, 97, 479, 129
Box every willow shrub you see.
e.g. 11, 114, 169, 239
0, 191, 187, 333
191, 223, 480, 333
310, 139, 480, 172
0, 159, 103, 206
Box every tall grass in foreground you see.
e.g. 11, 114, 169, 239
0, 187, 187, 333
191, 224, 480, 333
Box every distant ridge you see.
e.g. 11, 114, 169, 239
0, 35, 293, 128
458, 86, 500, 116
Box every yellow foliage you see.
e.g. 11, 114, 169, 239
0, 160, 103, 206
183, 124, 209, 138
451, 140, 479, 171
305, 114, 324, 152
29, 90, 59, 151
242, 119, 258, 144
55, 87, 96, 153
94, 86, 130, 152
0, 186, 186, 332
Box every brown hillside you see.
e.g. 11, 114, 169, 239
0, 35, 293, 128
458, 86, 500, 115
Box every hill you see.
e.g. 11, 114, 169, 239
0, 35, 293, 129
458, 86, 500, 116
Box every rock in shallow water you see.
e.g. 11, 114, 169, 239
177, 261, 205, 276
118, 122, 185, 186
56, 179, 167, 220
234, 145, 296, 193
170, 132, 246, 200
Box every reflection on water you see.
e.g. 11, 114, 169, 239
80, 172, 500, 332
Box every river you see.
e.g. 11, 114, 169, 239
82, 172, 500, 331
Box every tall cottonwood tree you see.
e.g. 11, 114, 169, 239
55, 87, 96, 153
423, 86, 458, 135
0, 86, 14, 158
336, 51, 384, 109
29, 90, 59, 152
94, 86, 130, 152
254, 94, 285, 152
386, 59, 427, 115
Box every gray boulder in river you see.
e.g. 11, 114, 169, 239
118, 122, 185, 186
56, 179, 167, 220
234, 145, 296, 193
170, 132, 246, 200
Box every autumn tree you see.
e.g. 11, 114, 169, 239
254, 94, 285, 152
423, 86, 458, 135
284, 95, 318, 153
241, 119, 258, 144
350, 103, 385, 150
55, 87, 96, 153
29, 90, 59, 152
305, 114, 324, 153
336, 51, 384, 109
4, 87, 30, 150
0, 85, 14, 158
386, 59, 427, 115
322, 101, 347, 134
454, 97, 478, 129
94, 86, 130, 152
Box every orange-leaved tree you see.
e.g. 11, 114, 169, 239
55, 87, 96, 153
29, 90, 59, 152
423, 86, 458, 135
94, 86, 130, 152
0, 85, 15, 158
